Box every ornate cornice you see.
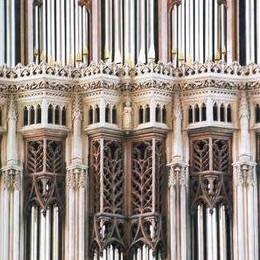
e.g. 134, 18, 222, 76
2, 61, 260, 96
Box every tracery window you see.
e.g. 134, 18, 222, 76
36, 105, 41, 124
88, 106, 93, 124
112, 105, 117, 124
190, 134, 232, 260
24, 138, 65, 259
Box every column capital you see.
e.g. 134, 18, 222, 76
1, 165, 22, 191
233, 158, 257, 186
66, 164, 88, 189
168, 158, 188, 187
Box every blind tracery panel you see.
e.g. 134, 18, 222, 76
25, 138, 65, 260
190, 135, 232, 260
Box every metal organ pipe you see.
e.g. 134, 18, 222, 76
83, 6, 89, 63
104, 0, 112, 61
214, 0, 220, 60
56, 0, 61, 63
257, 1, 260, 63
219, 205, 227, 260
171, 6, 177, 65
52, 207, 59, 260
47, 0, 51, 62
220, 3, 226, 60
138, 0, 146, 63
197, 205, 204, 260
147, 0, 155, 61
205, 0, 213, 61
34, 5, 39, 63
114, 0, 122, 63
0, 0, 4, 65
42, 0, 47, 62
61, 0, 66, 65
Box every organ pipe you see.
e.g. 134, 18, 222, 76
171, 6, 177, 65
61, 0, 66, 65
220, 3, 226, 59
47, 0, 51, 62
138, 0, 146, 63
205, 0, 213, 60
0, 0, 4, 65
83, 6, 89, 63
194, 0, 199, 62
34, 5, 39, 63
104, 0, 112, 61
77, 5, 83, 63
257, 1, 260, 63
42, 0, 47, 61
114, 0, 122, 63
147, 0, 155, 61
52, 207, 59, 260
197, 205, 204, 260
219, 206, 227, 260
70, 0, 75, 64
214, 0, 220, 60
199, 0, 204, 62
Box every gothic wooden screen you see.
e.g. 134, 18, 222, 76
24, 137, 65, 260
89, 133, 166, 260
129, 137, 166, 259
189, 134, 232, 260
90, 136, 125, 259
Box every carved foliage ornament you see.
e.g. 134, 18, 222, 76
190, 138, 232, 213
90, 138, 125, 254
130, 139, 165, 256
25, 139, 65, 214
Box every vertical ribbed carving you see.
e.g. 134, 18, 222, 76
132, 141, 153, 214
90, 137, 125, 258
130, 138, 165, 258
24, 138, 65, 260
103, 140, 124, 215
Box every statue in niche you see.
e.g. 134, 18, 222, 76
123, 100, 132, 130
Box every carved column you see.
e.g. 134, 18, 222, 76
0, 95, 22, 260
233, 91, 259, 260
65, 94, 88, 260
168, 93, 189, 260
168, 162, 188, 260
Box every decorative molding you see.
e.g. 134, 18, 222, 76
66, 165, 88, 189
1, 166, 22, 191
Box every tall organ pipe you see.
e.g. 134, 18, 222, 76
83, 6, 89, 63
138, 0, 146, 63
214, 0, 220, 60
147, 0, 155, 60
114, 0, 122, 63
197, 205, 204, 260
0, 0, 5, 64
104, 0, 112, 61
220, 3, 226, 59
257, 1, 260, 63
